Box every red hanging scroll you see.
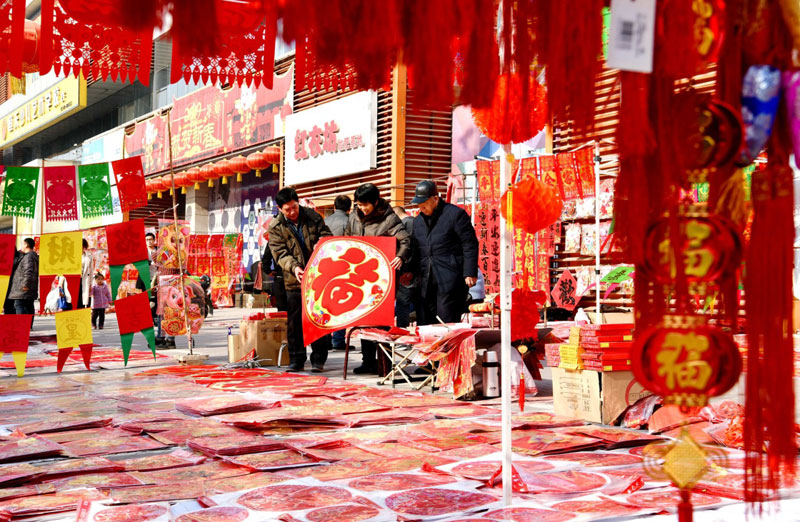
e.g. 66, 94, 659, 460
301, 237, 396, 346
574, 148, 596, 198
43, 166, 78, 222
111, 157, 147, 213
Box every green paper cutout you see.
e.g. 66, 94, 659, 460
601, 266, 634, 284
110, 260, 151, 300
78, 163, 114, 218
2, 167, 40, 219
142, 327, 156, 358
120, 332, 133, 366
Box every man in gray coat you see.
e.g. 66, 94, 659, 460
345, 183, 411, 374
9, 238, 38, 325
323, 195, 351, 350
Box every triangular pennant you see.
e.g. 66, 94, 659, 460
11, 352, 27, 378
79, 344, 93, 370
56, 347, 73, 373
120, 332, 133, 366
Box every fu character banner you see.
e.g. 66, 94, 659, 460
301, 237, 396, 346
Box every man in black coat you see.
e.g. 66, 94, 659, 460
411, 181, 479, 324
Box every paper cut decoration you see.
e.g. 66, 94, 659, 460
302, 237, 396, 346
0, 234, 15, 308
1, 167, 39, 219
0, 315, 32, 376
78, 163, 114, 218
106, 219, 151, 299
156, 275, 207, 336
54, 309, 93, 372
111, 157, 147, 213
114, 292, 156, 365
43, 166, 78, 222
551, 269, 579, 311
39, 232, 83, 276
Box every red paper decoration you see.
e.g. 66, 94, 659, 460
246, 151, 269, 178
213, 160, 234, 185
471, 73, 548, 145
173, 172, 191, 193
200, 164, 218, 187
263, 146, 281, 164
115, 292, 154, 334
500, 175, 563, 236
111, 157, 147, 213
228, 155, 250, 182
0, 234, 16, 276
186, 167, 204, 189
551, 269, 578, 311
42, 166, 77, 222
632, 316, 741, 408
106, 219, 149, 267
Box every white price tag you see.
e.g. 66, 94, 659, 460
606, 0, 656, 73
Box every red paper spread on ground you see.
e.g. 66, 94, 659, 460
174, 506, 249, 522
115, 293, 155, 334
106, 219, 149, 266
348, 472, 456, 491
551, 498, 643, 516
483, 507, 576, 521
90, 503, 168, 522
384, 487, 496, 516
302, 237, 396, 346
237, 484, 352, 511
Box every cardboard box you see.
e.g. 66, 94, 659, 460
585, 309, 634, 325
552, 368, 652, 424
227, 334, 249, 363
238, 318, 289, 366
242, 293, 270, 309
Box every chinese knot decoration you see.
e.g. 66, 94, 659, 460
301, 237, 395, 346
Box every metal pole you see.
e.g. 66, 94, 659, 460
593, 141, 602, 323
471, 170, 478, 226
500, 144, 513, 505
165, 109, 194, 354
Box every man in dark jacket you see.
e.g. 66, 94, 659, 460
411, 181, 479, 324
268, 188, 333, 372
9, 238, 39, 325
323, 194, 351, 350
345, 183, 412, 374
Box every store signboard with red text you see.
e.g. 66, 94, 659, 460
283, 90, 378, 185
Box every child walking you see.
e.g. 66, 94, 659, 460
91, 273, 112, 329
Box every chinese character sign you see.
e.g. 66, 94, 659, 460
40, 232, 83, 276
302, 237, 396, 346
551, 269, 578, 311
475, 203, 500, 293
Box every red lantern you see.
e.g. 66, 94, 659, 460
246, 151, 270, 178
229, 155, 250, 182
500, 174, 562, 235
632, 315, 742, 408
214, 159, 234, 185
471, 73, 548, 145
173, 171, 192, 194
264, 146, 281, 173
200, 164, 217, 187
186, 167, 203, 190
150, 177, 168, 198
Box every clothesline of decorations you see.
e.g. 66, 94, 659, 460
1, 156, 148, 222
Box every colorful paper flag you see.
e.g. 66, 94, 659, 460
114, 292, 156, 365
39, 232, 83, 276
78, 163, 114, 218
1, 167, 39, 219
556, 152, 582, 200
43, 166, 78, 222
54, 309, 93, 372
112, 157, 147, 213
301, 237, 396, 346
0, 315, 32, 376
106, 219, 151, 299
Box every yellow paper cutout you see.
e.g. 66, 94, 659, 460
0, 275, 9, 312
40, 231, 83, 276
55, 308, 93, 349
7, 351, 26, 377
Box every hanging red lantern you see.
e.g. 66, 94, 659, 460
200, 164, 217, 187
264, 146, 281, 173
632, 315, 742, 408
173, 171, 192, 194
186, 167, 204, 189
161, 175, 175, 196
214, 159, 234, 185
228, 155, 250, 182
246, 151, 270, 178
150, 177, 168, 198
471, 73, 548, 145
500, 174, 562, 235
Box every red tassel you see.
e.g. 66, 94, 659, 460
457, 0, 499, 109
518, 372, 525, 412
677, 489, 693, 522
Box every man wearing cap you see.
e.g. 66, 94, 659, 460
411, 180, 479, 324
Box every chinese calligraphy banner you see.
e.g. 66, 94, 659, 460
475, 203, 500, 294
551, 269, 579, 311
54, 308, 94, 372
574, 148, 596, 198
43, 166, 78, 222
1, 167, 39, 219
40, 232, 83, 276
78, 163, 114, 218
538, 155, 561, 199
556, 152, 582, 200
111, 157, 147, 213
301, 237, 396, 346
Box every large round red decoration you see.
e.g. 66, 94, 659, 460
186, 167, 203, 189
632, 315, 742, 408
228, 155, 250, 182
245, 151, 269, 178
214, 159, 234, 185
263, 146, 281, 165
200, 164, 217, 187
471, 73, 548, 145
500, 174, 562, 235
640, 213, 742, 284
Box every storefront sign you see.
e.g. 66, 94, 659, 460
0, 76, 87, 149
284, 91, 378, 185
125, 66, 294, 175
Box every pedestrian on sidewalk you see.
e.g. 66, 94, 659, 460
324, 194, 352, 351
91, 273, 112, 329
268, 188, 333, 372
411, 180, 479, 324
346, 183, 411, 375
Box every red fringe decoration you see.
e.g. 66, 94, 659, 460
457, 0, 499, 109
471, 73, 547, 145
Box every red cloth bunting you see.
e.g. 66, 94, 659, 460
301, 237, 395, 346
43, 166, 78, 222
0, 234, 16, 276
111, 157, 147, 213
115, 292, 154, 334
106, 220, 149, 266
0, 315, 31, 353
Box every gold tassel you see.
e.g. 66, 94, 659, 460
714, 169, 749, 229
